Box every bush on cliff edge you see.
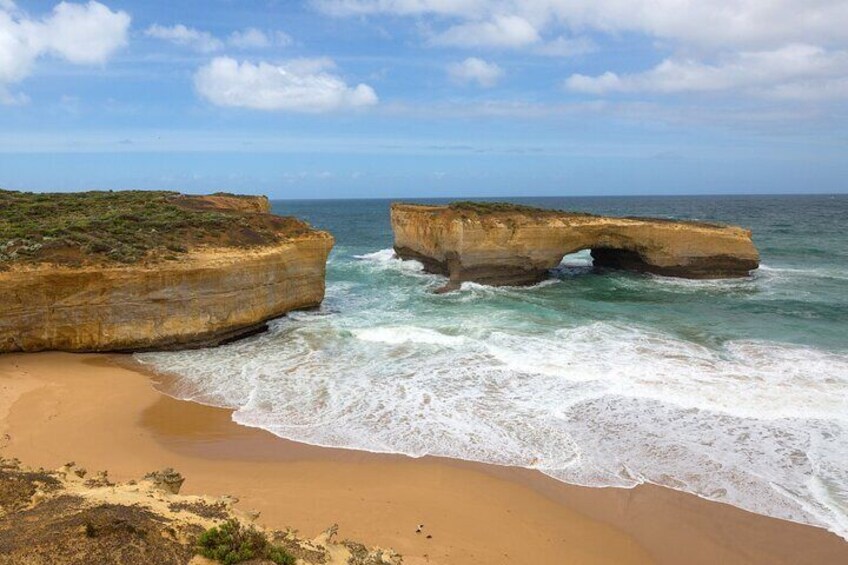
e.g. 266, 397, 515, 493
196, 519, 295, 565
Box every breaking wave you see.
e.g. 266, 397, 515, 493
140, 187, 848, 546
138, 299, 848, 540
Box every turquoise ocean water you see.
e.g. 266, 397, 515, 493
139, 195, 848, 539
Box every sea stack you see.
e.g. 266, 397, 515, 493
391, 202, 759, 292
0, 190, 334, 352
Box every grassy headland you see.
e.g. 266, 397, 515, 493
0, 190, 310, 269
448, 200, 567, 215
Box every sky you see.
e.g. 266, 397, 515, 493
0, 0, 846, 199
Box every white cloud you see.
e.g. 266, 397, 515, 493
317, 2, 848, 101
37, 1, 130, 63
316, 1, 848, 50
227, 28, 294, 49
194, 57, 378, 112
565, 72, 620, 95
448, 57, 503, 87
228, 28, 271, 49
145, 24, 223, 53
769, 78, 848, 101
431, 15, 539, 48
564, 44, 848, 100
227, 28, 268, 49
0, 1, 129, 103
147, 25, 292, 52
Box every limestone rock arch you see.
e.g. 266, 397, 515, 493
390, 203, 759, 292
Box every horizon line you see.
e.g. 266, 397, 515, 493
267, 192, 847, 201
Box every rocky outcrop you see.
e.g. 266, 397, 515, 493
0, 193, 334, 353
0, 458, 402, 565
170, 193, 272, 214
391, 203, 759, 291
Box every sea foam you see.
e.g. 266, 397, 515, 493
137, 247, 848, 541
138, 320, 848, 541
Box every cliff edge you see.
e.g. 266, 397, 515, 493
0, 458, 400, 565
0, 190, 334, 352
391, 202, 759, 291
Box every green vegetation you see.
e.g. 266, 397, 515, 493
448, 201, 725, 227
405, 201, 720, 227
447, 200, 595, 218
196, 519, 295, 565
449, 201, 559, 214
0, 189, 307, 268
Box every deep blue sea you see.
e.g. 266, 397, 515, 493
139, 195, 848, 539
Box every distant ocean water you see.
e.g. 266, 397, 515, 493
138, 195, 848, 539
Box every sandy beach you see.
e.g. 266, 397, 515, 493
1, 352, 846, 565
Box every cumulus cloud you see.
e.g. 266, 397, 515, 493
316, 0, 848, 101
0, 1, 129, 103
564, 44, 848, 100
431, 15, 539, 49
194, 57, 378, 112
146, 24, 291, 52
447, 57, 503, 87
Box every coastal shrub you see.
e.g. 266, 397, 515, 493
449, 201, 555, 214
0, 189, 308, 267
196, 519, 295, 565
447, 200, 593, 217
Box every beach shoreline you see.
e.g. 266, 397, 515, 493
1, 351, 846, 565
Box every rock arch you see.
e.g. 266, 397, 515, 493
390, 203, 759, 292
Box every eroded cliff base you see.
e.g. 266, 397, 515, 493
590, 247, 760, 279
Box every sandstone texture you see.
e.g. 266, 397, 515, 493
391, 203, 759, 291
0, 192, 333, 353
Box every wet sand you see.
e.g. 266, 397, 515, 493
1, 352, 846, 564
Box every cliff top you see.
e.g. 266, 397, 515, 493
0, 189, 321, 269
393, 201, 572, 217
450, 200, 581, 217
392, 201, 731, 230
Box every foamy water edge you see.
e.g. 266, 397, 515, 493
137, 249, 848, 540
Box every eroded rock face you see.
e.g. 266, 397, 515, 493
170, 193, 272, 214
391, 203, 759, 291
0, 236, 332, 353
0, 193, 334, 353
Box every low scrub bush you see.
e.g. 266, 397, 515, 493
196, 519, 295, 565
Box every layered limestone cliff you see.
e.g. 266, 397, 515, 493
391, 202, 759, 291
0, 191, 333, 352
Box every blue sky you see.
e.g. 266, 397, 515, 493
1, 0, 846, 198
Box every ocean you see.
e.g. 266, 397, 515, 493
137, 195, 848, 540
